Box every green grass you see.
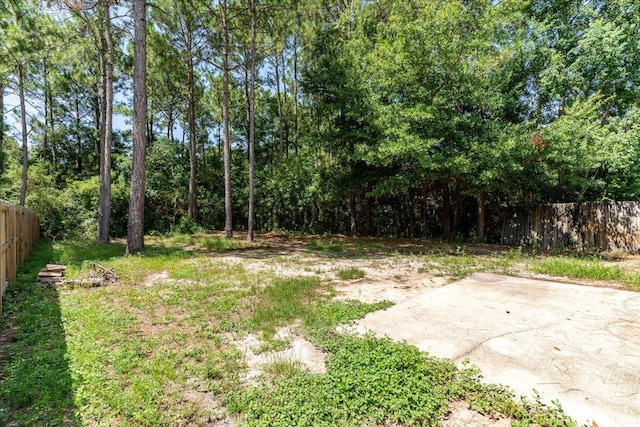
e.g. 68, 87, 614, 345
254, 337, 292, 354
336, 267, 365, 280
153, 233, 264, 252
262, 356, 306, 380
308, 239, 344, 253
530, 257, 640, 290
0, 237, 592, 426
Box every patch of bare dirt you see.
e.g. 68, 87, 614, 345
141, 270, 170, 286
440, 401, 511, 427
331, 276, 447, 304
219, 250, 448, 303
232, 326, 326, 386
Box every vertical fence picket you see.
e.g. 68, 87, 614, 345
0, 200, 39, 318
503, 201, 640, 252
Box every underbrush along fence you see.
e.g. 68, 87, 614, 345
1, 200, 39, 317
502, 201, 640, 252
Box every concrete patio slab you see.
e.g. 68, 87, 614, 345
349, 273, 640, 427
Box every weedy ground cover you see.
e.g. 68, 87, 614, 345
2, 235, 629, 426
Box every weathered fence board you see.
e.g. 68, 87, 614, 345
0, 200, 39, 317
502, 202, 640, 252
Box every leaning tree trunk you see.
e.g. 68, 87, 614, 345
18, 64, 28, 207
221, 0, 233, 238
247, 0, 256, 241
98, 3, 114, 243
127, 0, 147, 255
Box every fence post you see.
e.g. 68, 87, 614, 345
1, 204, 6, 318
8, 204, 16, 282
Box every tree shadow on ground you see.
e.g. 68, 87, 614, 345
0, 239, 79, 426
197, 231, 515, 262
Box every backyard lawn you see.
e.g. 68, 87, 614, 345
2, 233, 637, 426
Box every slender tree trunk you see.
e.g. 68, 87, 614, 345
75, 97, 83, 174
0, 81, 4, 174
94, 94, 101, 156
18, 64, 28, 207
442, 184, 451, 240
292, 33, 299, 156
274, 53, 284, 160
45, 57, 56, 164
127, 0, 147, 255
477, 190, 485, 241
247, 0, 256, 241
147, 100, 154, 145
98, 3, 114, 243
280, 51, 288, 157
221, 0, 233, 238
349, 191, 357, 236
365, 182, 372, 235
409, 196, 415, 237
187, 27, 198, 222
420, 191, 427, 238
43, 57, 49, 163
48, 80, 56, 164
452, 178, 461, 238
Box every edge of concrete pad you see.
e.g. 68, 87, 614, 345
350, 272, 640, 427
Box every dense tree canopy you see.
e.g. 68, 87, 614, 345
1, 0, 639, 242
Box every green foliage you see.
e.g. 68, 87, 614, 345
3, 0, 640, 242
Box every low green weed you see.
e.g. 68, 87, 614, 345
336, 267, 365, 280
231, 336, 449, 427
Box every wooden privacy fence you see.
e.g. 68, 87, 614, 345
1, 200, 40, 317
502, 201, 640, 252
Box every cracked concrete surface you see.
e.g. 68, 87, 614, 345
349, 273, 640, 427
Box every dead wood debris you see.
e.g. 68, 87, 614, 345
40, 263, 119, 288
36, 264, 66, 285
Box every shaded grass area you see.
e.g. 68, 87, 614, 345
0, 240, 77, 426
0, 238, 390, 426
0, 236, 604, 426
